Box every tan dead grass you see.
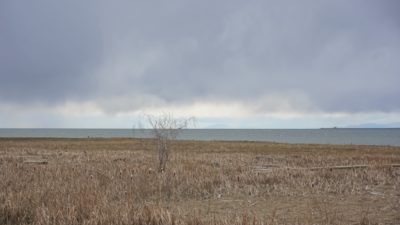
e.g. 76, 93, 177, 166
0, 138, 400, 224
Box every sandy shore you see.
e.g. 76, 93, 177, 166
1, 138, 400, 224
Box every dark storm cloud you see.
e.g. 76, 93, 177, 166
0, 1, 103, 103
1, 0, 399, 112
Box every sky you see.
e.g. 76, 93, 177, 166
1, 0, 399, 128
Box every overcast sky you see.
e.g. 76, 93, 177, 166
1, 0, 399, 128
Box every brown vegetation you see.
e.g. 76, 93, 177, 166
0, 138, 400, 224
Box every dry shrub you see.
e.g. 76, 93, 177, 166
146, 113, 195, 172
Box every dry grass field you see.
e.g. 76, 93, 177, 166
0, 138, 399, 225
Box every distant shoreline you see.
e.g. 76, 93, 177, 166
1, 128, 399, 146
0, 137, 399, 148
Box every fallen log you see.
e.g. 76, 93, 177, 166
309, 165, 368, 170
253, 164, 400, 172
23, 159, 48, 165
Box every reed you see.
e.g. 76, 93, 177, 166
0, 138, 399, 224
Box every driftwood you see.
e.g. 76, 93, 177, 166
23, 159, 48, 165
253, 164, 400, 172
309, 165, 369, 170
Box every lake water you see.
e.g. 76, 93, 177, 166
0, 128, 399, 146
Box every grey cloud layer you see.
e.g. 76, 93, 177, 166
1, 0, 399, 113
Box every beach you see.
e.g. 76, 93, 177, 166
1, 138, 399, 224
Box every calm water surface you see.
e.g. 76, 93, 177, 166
0, 128, 399, 146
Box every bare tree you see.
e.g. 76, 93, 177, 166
146, 113, 195, 172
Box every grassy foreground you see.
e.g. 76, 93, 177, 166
0, 138, 399, 225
